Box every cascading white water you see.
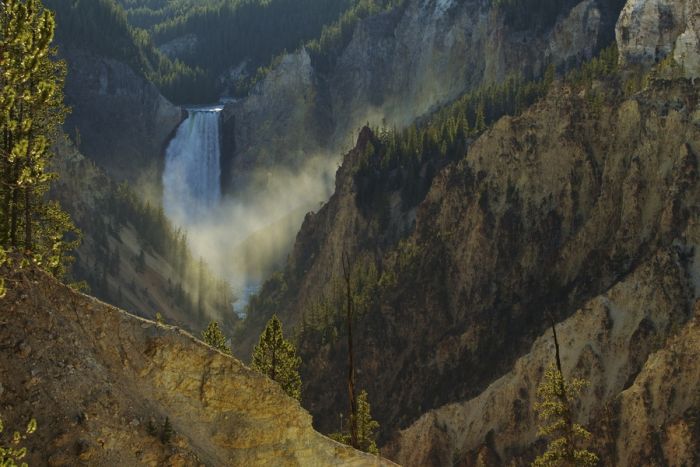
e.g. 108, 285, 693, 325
163, 106, 223, 225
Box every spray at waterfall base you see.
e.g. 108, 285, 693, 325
163, 106, 336, 316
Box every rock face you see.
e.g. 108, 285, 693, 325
547, 0, 605, 68
223, 0, 625, 187
0, 266, 395, 466
222, 49, 329, 191
385, 244, 700, 465
613, 300, 700, 465
239, 74, 700, 456
231, 3, 700, 460
616, 0, 700, 77
217, 0, 625, 289
62, 48, 183, 189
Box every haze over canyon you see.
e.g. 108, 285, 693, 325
0, 0, 699, 465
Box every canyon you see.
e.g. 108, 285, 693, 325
3, 0, 699, 464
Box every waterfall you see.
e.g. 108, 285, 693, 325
163, 106, 223, 225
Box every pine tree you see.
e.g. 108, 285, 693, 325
0, 0, 79, 275
251, 315, 302, 401
201, 320, 231, 355
533, 364, 598, 466
534, 319, 598, 467
330, 389, 380, 455
354, 389, 379, 455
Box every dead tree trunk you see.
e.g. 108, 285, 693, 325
342, 251, 358, 448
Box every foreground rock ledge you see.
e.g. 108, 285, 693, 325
0, 266, 396, 466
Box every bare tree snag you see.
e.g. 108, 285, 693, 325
342, 250, 358, 448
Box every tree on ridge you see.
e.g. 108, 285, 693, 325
251, 314, 302, 401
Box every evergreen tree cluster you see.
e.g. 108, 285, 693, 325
347, 68, 557, 227
306, 0, 402, 74
0, 0, 80, 277
349, 45, 619, 224
200, 314, 305, 403
44, 0, 141, 69
242, 305, 380, 452
40, 0, 619, 104
147, 0, 355, 79
44, 0, 215, 104
117, 0, 228, 30
47, 0, 375, 103
44, 0, 407, 103
243, 0, 403, 93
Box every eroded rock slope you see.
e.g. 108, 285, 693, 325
616, 0, 700, 78
235, 0, 700, 448
61, 48, 183, 191
0, 267, 392, 466
385, 240, 700, 465
241, 75, 699, 446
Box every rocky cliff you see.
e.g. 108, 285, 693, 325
616, 0, 700, 78
222, 50, 330, 191
222, 0, 626, 189
0, 265, 394, 466
237, 0, 700, 458
216, 0, 628, 300
385, 243, 700, 465
61, 48, 183, 193
256, 76, 699, 446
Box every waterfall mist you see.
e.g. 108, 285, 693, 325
162, 106, 337, 315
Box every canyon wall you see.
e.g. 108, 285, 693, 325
223, 0, 626, 190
